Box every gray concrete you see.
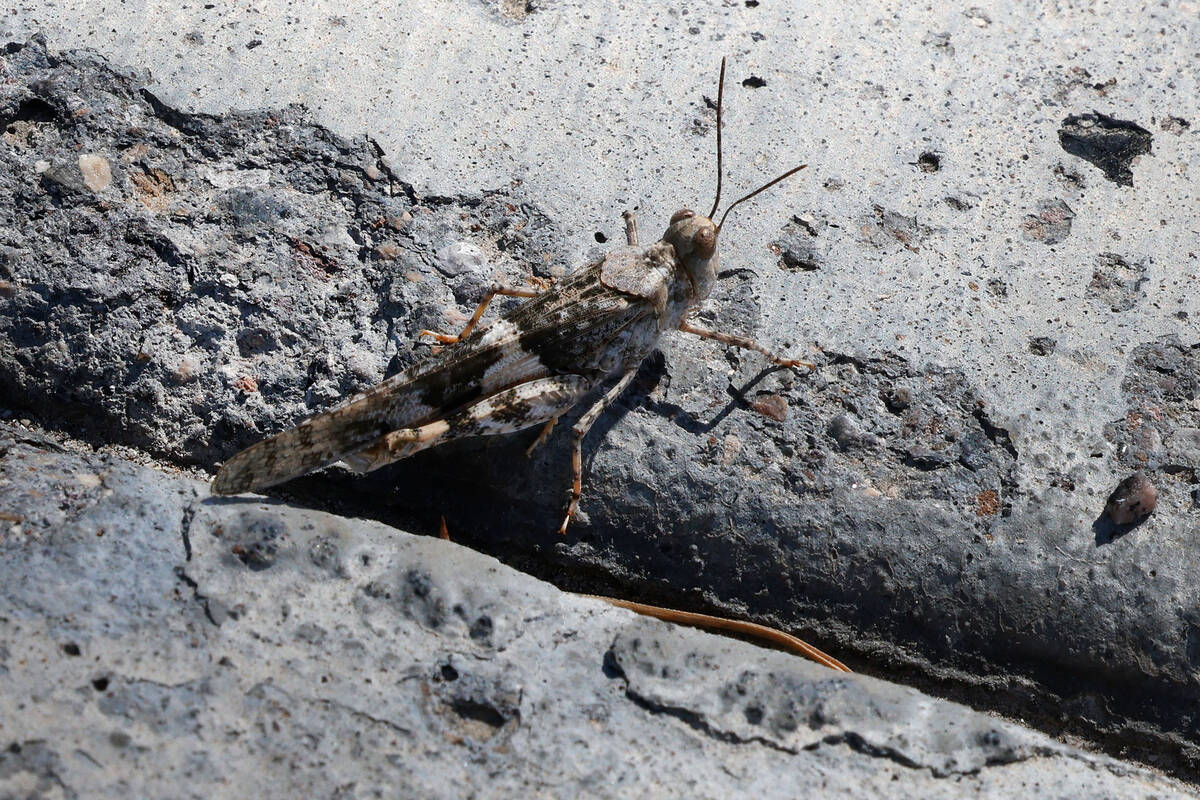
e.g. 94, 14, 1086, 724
1, 0, 1198, 780
0, 422, 1192, 798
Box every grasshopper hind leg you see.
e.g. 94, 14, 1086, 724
342, 374, 594, 474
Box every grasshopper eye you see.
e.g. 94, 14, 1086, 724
693, 225, 717, 257
671, 209, 695, 224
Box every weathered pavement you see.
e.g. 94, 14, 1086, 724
1, 422, 1192, 798
1, 0, 1198, 786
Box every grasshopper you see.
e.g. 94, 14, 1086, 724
213, 59, 810, 535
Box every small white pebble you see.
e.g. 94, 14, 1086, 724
437, 241, 487, 276
78, 154, 112, 192
75, 473, 102, 488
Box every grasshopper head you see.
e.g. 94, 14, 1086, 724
664, 208, 719, 301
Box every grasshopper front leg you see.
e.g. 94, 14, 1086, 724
419, 282, 541, 344
678, 320, 815, 370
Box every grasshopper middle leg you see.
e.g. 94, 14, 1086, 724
525, 415, 560, 457
419, 282, 541, 344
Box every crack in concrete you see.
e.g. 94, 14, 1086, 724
315, 698, 414, 738
604, 641, 1054, 778
621, 680, 1055, 778
178, 497, 198, 563
618, 682, 799, 756
805, 731, 925, 770
172, 566, 220, 626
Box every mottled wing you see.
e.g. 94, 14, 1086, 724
212, 261, 654, 494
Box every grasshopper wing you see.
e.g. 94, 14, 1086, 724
212, 261, 655, 495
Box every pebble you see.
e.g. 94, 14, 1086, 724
827, 413, 863, 450
886, 386, 912, 412
751, 394, 788, 422
437, 241, 487, 277
375, 243, 402, 260
1028, 336, 1057, 356
1104, 471, 1157, 525
78, 154, 112, 192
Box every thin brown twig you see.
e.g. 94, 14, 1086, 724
437, 518, 850, 672
582, 594, 851, 673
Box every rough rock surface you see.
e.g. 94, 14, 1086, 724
1, 0, 1198, 781
0, 423, 1192, 798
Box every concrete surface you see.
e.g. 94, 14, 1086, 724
1, 0, 1198, 782
1, 422, 1193, 798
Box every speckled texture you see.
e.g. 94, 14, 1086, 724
0, 423, 1192, 798
1, 0, 1198, 780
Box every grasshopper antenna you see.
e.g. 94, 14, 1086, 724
707, 57, 726, 221
705, 58, 804, 231
717, 164, 807, 233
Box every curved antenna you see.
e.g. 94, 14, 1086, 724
707, 57, 726, 220
717, 164, 807, 233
